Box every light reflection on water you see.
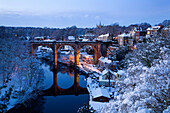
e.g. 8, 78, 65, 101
42, 63, 88, 113
57, 72, 74, 89
42, 63, 87, 89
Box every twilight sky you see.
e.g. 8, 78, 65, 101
0, 0, 170, 28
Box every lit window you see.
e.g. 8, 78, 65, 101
147, 31, 150, 35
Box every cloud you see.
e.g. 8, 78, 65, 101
95, 16, 100, 19
84, 14, 89, 18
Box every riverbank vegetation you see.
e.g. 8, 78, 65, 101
0, 37, 44, 112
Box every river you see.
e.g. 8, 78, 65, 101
42, 63, 89, 113
8, 62, 89, 113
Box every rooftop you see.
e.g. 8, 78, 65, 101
99, 57, 112, 64
68, 36, 75, 40
99, 33, 109, 38
118, 33, 130, 37
92, 88, 110, 99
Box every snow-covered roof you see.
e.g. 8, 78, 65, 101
92, 88, 110, 99
99, 76, 116, 82
99, 33, 109, 38
44, 39, 55, 42
99, 57, 112, 64
85, 33, 96, 37
118, 33, 130, 37
68, 36, 75, 40
34, 36, 44, 39
163, 26, 170, 31
102, 69, 115, 75
134, 27, 143, 31
147, 27, 152, 30
152, 26, 161, 29
82, 39, 89, 41
147, 26, 161, 31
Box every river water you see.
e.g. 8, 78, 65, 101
42, 63, 89, 113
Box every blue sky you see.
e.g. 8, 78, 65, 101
0, 0, 170, 28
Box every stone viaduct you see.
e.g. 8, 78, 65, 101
31, 40, 117, 67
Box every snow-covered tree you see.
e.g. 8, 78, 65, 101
0, 37, 44, 106
100, 32, 170, 113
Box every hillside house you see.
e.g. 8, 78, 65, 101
97, 33, 110, 41
98, 69, 117, 87
91, 88, 110, 102
98, 57, 112, 70
146, 26, 162, 38
129, 26, 146, 42
118, 33, 132, 46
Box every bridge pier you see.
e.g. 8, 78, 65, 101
53, 69, 58, 95
52, 44, 58, 68
74, 51, 79, 66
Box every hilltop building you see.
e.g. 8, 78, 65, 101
117, 33, 133, 46
96, 22, 104, 28
129, 26, 146, 42
97, 33, 111, 41
146, 26, 162, 38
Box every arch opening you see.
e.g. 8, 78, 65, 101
57, 45, 75, 65
79, 45, 96, 65
34, 45, 53, 60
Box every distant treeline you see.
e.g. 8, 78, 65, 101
0, 20, 169, 40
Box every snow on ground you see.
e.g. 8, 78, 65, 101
87, 73, 118, 112
0, 71, 40, 111
136, 108, 153, 113
79, 62, 101, 74
0, 74, 18, 110
89, 101, 108, 111
99, 57, 112, 64
163, 106, 170, 113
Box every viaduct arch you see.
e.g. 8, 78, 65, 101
31, 40, 116, 68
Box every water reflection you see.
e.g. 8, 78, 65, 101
79, 75, 87, 88
57, 72, 74, 89
42, 63, 89, 113
43, 63, 88, 96
7, 63, 89, 113
41, 64, 53, 90
57, 65, 74, 89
